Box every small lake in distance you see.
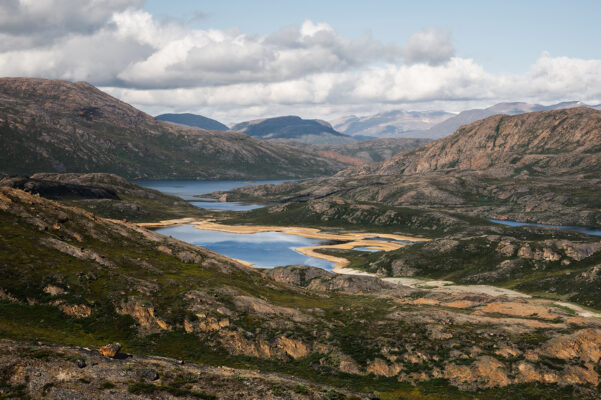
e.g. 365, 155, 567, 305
155, 224, 335, 269
488, 219, 601, 237
136, 179, 292, 211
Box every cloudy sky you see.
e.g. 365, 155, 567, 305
1, 0, 600, 124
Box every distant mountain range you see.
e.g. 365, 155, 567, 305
231, 116, 355, 145
332, 110, 453, 138
0, 78, 353, 180
332, 101, 601, 140
155, 113, 229, 131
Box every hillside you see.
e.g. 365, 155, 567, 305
0, 172, 205, 222
0, 78, 352, 180
357, 107, 601, 177
419, 101, 601, 139
3, 186, 601, 398
155, 113, 229, 131
217, 108, 601, 227
231, 116, 355, 145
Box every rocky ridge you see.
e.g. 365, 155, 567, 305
0, 172, 204, 221
0, 78, 352, 179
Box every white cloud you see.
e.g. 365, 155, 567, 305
403, 28, 455, 65
0, 1, 600, 123
0, 0, 142, 47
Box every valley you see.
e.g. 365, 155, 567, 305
2, 81, 601, 399
3, 184, 601, 400
3, 2, 601, 398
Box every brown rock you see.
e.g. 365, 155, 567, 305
367, 358, 403, 377
98, 343, 121, 358
276, 336, 309, 359
59, 304, 92, 318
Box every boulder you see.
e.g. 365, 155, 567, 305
98, 343, 121, 358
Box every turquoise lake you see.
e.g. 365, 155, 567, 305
488, 219, 601, 237
155, 224, 334, 269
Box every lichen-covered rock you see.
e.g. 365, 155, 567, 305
98, 343, 121, 358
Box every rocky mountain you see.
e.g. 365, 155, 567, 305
231, 116, 355, 145
332, 110, 453, 138
418, 101, 601, 139
3, 185, 601, 398
155, 113, 229, 131
217, 108, 601, 228
0, 78, 352, 180
357, 107, 601, 177
333, 102, 601, 140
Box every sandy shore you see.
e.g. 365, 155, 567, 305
187, 220, 427, 271
139, 218, 429, 242
138, 218, 428, 272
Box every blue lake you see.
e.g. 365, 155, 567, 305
488, 219, 601, 237
155, 224, 335, 270
353, 247, 381, 252
136, 179, 292, 211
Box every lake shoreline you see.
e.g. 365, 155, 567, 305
140, 218, 429, 272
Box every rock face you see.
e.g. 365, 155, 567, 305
419, 101, 601, 139
98, 343, 121, 358
357, 107, 601, 177
0, 78, 352, 179
266, 265, 412, 294
0, 175, 119, 200
0, 172, 206, 222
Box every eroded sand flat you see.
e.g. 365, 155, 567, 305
139, 218, 428, 270
187, 220, 428, 270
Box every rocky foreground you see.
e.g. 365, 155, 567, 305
2, 186, 601, 398
1, 340, 364, 400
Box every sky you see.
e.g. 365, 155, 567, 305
1, 0, 601, 125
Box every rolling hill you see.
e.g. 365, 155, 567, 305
231, 115, 355, 145
0, 78, 352, 180
155, 113, 229, 131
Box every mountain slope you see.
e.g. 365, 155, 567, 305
155, 113, 229, 131
419, 101, 601, 139
357, 107, 601, 177
0, 172, 206, 221
332, 110, 453, 138
0, 78, 351, 180
231, 115, 355, 145
219, 108, 601, 227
